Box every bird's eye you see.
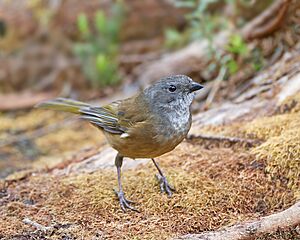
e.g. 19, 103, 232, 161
168, 85, 176, 92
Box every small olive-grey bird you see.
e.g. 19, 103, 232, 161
37, 75, 203, 211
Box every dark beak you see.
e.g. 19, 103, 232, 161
189, 82, 204, 92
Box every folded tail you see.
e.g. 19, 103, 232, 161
35, 98, 90, 114
36, 97, 125, 134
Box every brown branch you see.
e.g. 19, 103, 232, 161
22, 218, 72, 233
23, 218, 52, 231
175, 201, 300, 240
205, 66, 227, 108
187, 133, 262, 147
242, 0, 291, 40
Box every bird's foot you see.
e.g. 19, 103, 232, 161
155, 174, 175, 197
114, 189, 139, 212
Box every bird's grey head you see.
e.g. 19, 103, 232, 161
142, 75, 203, 112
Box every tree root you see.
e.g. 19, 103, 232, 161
242, 0, 291, 40
187, 133, 262, 147
175, 201, 300, 240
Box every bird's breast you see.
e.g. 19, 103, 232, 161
104, 106, 192, 159
162, 105, 191, 135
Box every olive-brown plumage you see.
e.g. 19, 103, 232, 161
37, 75, 203, 211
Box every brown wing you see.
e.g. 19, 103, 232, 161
80, 94, 149, 135
37, 96, 150, 135
79, 100, 126, 134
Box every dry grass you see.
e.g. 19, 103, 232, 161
0, 141, 296, 239
0, 109, 105, 177
241, 93, 300, 191
1, 94, 300, 239
201, 93, 300, 192
257, 225, 300, 240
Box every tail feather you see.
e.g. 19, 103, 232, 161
36, 97, 124, 134
35, 98, 90, 114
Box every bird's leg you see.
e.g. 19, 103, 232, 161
114, 154, 138, 212
151, 158, 175, 197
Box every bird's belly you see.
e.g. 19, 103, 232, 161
104, 110, 191, 158
104, 130, 187, 159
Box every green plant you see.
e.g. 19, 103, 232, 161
167, 0, 231, 50
73, 1, 124, 87
166, 0, 233, 78
226, 34, 248, 56
167, 0, 266, 77
223, 34, 249, 74
183, 0, 239, 77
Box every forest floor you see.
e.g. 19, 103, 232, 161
1, 0, 300, 239
1, 55, 300, 239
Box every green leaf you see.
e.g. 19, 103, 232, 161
73, 2, 123, 87
73, 43, 95, 56
226, 59, 238, 74
77, 13, 90, 37
94, 11, 106, 34
95, 54, 108, 73
165, 28, 182, 49
106, 21, 120, 42
174, 0, 196, 8
226, 34, 248, 55
197, 0, 218, 13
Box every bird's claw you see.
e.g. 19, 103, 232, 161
155, 174, 175, 197
114, 189, 139, 212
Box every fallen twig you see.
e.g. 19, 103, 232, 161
188, 133, 262, 146
205, 66, 227, 107
175, 201, 300, 240
23, 218, 52, 231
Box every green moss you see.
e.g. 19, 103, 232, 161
0, 144, 296, 239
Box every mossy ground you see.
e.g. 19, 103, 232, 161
0, 110, 104, 177
0, 142, 297, 239
0, 94, 300, 239
202, 92, 300, 193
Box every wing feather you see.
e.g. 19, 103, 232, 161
37, 96, 149, 136
79, 105, 126, 134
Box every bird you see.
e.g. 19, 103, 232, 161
36, 75, 203, 212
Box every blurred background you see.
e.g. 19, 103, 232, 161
0, 0, 299, 177
1, 1, 300, 239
